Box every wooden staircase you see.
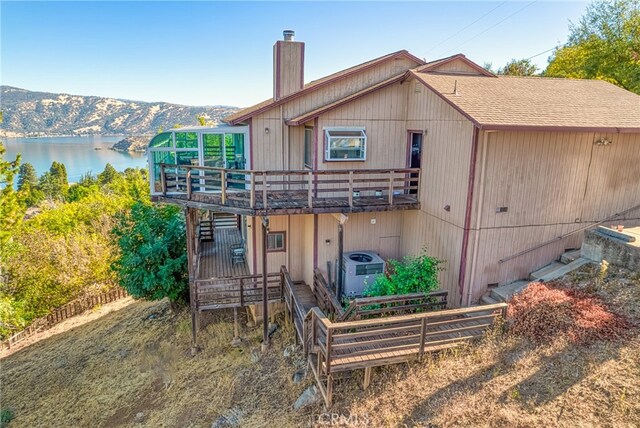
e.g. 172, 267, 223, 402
213, 212, 239, 229
198, 220, 215, 242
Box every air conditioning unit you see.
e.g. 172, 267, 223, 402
341, 251, 386, 297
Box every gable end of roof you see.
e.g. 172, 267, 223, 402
225, 50, 425, 125
416, 54, 496, 78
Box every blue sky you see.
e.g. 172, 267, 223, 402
1, 1, 587, 107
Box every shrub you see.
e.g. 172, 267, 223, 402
112, 202, 188, 306
508, 282, 630, 344
0, 408, 14, 427
363, 248, 444, 297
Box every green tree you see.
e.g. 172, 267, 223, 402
17, 163, 38, 191
498, 58, 539, 76
0, 143, 24, 246
78, 171, 97, 187
98, 163, 119, 186
545, 0, 640, 93
16, 162, 45, 207
39, 161, 69, 200
363, 248, 444, 297
112, 202, 188, 306
483, 62, 495, 73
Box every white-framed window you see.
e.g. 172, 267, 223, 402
324, 128, 366, 161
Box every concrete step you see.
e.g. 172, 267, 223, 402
480, 293, 499, 305
490, 280, 531, 302
530, 261, 565, 281
560, 249, 582, 265
536, 257, 593, 282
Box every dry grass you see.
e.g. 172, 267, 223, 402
2, 264, 639, 427
1, 301, 314, 428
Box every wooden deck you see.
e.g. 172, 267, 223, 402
198, 228, 249, 279
155, 164, 421, 216
280, 268, 508, 407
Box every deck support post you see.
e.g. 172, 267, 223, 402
190, 309, 199, 354
336, 223, 344, 299
185, 207, 200, 355
231, 307, 241, 347
186, 168, 192, 199
261, 216, 270, 352
220, 169, 227, 205
160, 164, 167, 195
363, 367, 372, 390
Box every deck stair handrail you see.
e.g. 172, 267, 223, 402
159, 163, 420, 211
337, 290, 449, 322
312, 269, 345, 319
499, 202, 640, 264
195, 273, 282, 311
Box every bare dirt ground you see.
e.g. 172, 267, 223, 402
1, 264, 638, 428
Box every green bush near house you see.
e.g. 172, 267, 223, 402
112, 202, 188, 307
363, 248, 444, 297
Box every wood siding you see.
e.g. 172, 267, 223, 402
465, 131, 640, 302
315, 212, 404, 285
316, 82, 409, 170
274, 41, 304, 99
428, 58, 484, 75
400, 79, 476, 306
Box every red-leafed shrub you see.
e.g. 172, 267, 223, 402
507, 282, 630, 344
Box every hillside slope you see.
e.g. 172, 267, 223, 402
1, 264, 638, 427
0, 86, 239, 137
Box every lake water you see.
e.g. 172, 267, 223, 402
3, 136, 148, 183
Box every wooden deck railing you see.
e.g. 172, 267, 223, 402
194, 273, 283, 311
337, 290, 449, 321
312, 269, 345, 319
306, 302, 507, 406
158, 164, 420, 213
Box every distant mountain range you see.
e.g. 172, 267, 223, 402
0, 86, 239, 137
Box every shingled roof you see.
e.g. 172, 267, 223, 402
224, 50, 425, 125
412, 71, 640, 132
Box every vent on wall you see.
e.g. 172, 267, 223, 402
496, 206, 508, 213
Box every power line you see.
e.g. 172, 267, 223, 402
525, 46, 558, 61
438, 0, 539, 58
425, 1, 509, 55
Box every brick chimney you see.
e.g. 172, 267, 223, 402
273, 30, 305, 101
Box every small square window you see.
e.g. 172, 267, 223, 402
266, 231, 286, 252
324, 128, 366, 161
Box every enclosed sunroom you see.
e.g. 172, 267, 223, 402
148, 125, 249, 194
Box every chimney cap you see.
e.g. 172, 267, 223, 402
283, 30, 295, 41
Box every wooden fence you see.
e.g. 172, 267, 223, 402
1, 287, 128, 351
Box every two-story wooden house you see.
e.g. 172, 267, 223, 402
149, 31, 640, 337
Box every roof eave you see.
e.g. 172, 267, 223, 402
479, 124, 640, 134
